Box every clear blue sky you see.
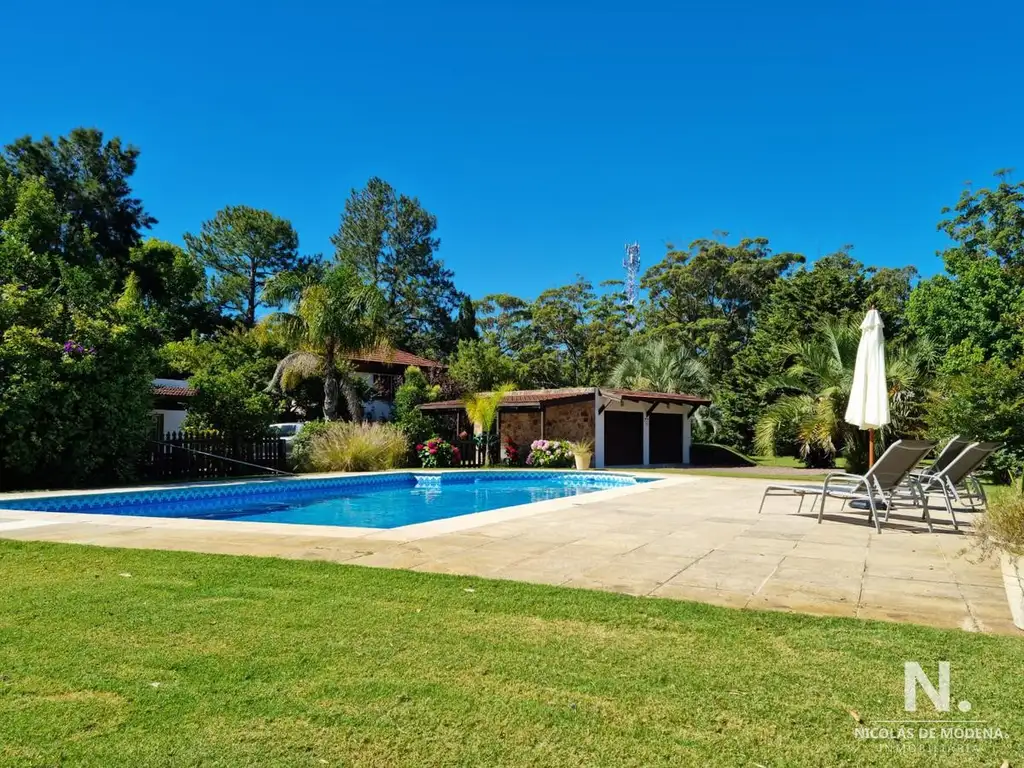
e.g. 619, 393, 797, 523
3, 0, 1021, 300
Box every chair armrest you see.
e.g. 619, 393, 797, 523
822, 472, 868, 496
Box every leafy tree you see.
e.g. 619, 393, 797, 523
463, 383, 516, 467
448, 339, 528, 393
926, 355, 1024, 482
608, 337, 708, 394
161, 329, 283, 436
476, 293, 534, 355
722, 251, 916, 451
0, 142, 159, 490
475, 279, 631, 389
128, 239, 222, 339
2, 127, 155, 281
641, 236, 803, 374
332, 177, 461, 356
184, 205, 308, 328
0, 276, 156, 490
454, 295, 478, 343
754, 319, 933, 471
393, 366, 441, 448
262, 264, 388, 422
908, 174, 1024, 362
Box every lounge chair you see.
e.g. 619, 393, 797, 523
757, 440, 937, 533
916, 435, 971, 477
911, 441, 1002, 528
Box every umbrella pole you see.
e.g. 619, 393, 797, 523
868, 429, 875, 467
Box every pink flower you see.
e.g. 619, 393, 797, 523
429, 447, 437, 454
416, 444, 424, 451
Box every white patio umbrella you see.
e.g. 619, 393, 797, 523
845, 308, 890, 466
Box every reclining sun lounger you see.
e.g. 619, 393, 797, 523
757, 440, 936, 533
910, 441, 1002, 529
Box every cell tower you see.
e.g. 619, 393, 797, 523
623, 241, 641, 316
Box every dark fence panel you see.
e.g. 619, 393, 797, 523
452, 439, 499, 468
141, 432, 289, 482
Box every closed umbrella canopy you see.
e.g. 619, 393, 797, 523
845, 309, 890, 431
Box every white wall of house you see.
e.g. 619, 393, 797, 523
593, 393, 694, 469
154, 408, 187, 435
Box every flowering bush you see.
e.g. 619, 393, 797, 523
417, 436, 461, 468
526, 439, 574, 468
502, 436, 523, 466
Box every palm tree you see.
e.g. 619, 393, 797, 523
754, 318, 933, 471
608, 337, 709, 395
607, 336, 720, 439
263, 264, 388, 422
463, 383, 516, 467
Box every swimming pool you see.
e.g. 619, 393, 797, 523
0, 471, 650, 529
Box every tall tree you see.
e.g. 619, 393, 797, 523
720, 251, 916, 451
262, 264, 388, 422
184, 205, 307, 328
128, 239, 223, 340
641, 236, 803, 375
454, 295, 479, 343
331, 177, 462, 356
2, 127, 154, 287
907, 173, 1024, 363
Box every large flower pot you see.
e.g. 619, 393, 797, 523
1000, 553, 1024, 630
574, 451, 592, 470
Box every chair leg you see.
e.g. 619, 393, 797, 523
943, 488, 959, 531
758, 490, 769, 515
817, 491, 828, 524
969, 476, 987, 508
797, 494, 805, 514
918, 485, 933, 532
867, 493, 882, 533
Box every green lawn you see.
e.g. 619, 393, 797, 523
1, 541, 1021, 767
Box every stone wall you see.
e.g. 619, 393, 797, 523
500, 411, 541, 454
543, 401, 595, 444
498, 401, 595, 455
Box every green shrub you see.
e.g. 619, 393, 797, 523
393, 366, 440, 450
416, 437, 459, 468
972, 489, 1024, 560
308, 422, 409, 472
289, 420, 331, 472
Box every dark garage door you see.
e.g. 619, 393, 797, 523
649, 413, 683, 464
604, 411, 643, 466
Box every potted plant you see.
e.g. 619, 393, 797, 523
971, 489, 1024, 629
569, 439, 593, 470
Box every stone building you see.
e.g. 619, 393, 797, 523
419, 387, 711, 468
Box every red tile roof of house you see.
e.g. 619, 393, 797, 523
152, 384, 198, 397
348, 348, 443, 369
419, 387, 711, 410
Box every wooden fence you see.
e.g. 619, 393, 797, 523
141, 432, 289, 481
453, 439, 499, 468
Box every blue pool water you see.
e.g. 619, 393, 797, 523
0, 471, 650, 529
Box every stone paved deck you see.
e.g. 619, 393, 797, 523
0, 475, 1015, 634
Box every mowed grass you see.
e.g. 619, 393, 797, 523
0, 541, 1021, 767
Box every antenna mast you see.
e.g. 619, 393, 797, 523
623, 241, 640, 323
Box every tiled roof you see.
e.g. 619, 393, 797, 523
348, 348, 443, 369
152, 384, 197, 397
420, 387, 711, 411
